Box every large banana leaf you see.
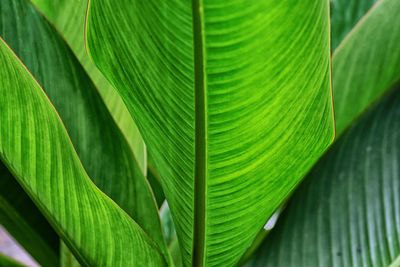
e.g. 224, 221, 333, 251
0, 37, 166, 265
86, 0, 335, 265
29, 0, 146, 171
244, 83, 400, 266
0, 164, 59, 267
330, 0, 379, 51
332, 0, 400, 134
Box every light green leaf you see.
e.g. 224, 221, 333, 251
244, 83, 400, 266
0, 23, 165, 267
330, 0, 379, 51
0, 0, 171, 262
0, 163, 59, 267
332, 0, 400, 135
86, 0, 335, 265
29, 0, 147, 172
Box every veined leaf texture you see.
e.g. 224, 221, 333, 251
86, 0, 335, 265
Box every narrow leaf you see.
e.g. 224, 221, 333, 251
86, 0, 335, 265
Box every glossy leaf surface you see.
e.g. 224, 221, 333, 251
86, 0, 335, 265
245, 84, 400, 266
333, 0, 400, 134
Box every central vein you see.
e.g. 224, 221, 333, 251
192, 0, 207, 266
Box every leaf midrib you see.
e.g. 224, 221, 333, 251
192, 0, 207, 266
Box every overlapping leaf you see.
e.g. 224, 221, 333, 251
244, 84, 400, 267
0, 0, 171, 265
86, 0, 335, 265
0, 37, 166, 265
244, 0, 400, 264
29, 0, 147, 171
0, 0, 170, 258
333, 0, 400, 134
330, 0, 379, 51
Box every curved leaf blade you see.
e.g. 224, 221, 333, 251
29, 0, 147, 171
245, 84, 400, 267
86, 0, 334, 265
332, 0, 400, 134
0, 38, 166, 266
0, 0, 170, 262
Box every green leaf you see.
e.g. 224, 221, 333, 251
0, 163, 59, 267
0, 253, 26, 267
0, 0, 171, 263
244, 83, 400, 266
332, 0, 400, 135
86, 0, 335, 265
243, 0, 400, 263
0, 37, 166, 266
60, 241, 80, 267
241, 0, 400, 256
330, 0, 379, 51
29, 0, 147, 172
